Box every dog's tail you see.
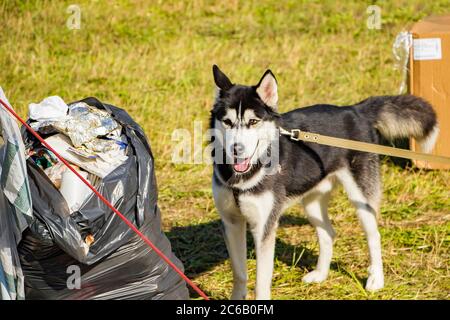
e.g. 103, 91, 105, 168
355, 95, 439, 153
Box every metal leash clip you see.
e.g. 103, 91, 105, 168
290, 129, 302, 141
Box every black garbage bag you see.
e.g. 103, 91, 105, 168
17, 97, 189, 300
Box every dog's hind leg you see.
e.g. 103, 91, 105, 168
301, 178, 335, 284
336, 164, 384, 291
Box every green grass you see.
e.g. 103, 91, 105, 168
1, 0, 449, 300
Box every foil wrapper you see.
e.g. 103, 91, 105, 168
32, 102, 121, 147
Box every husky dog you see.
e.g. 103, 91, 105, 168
210, 65, 438, 300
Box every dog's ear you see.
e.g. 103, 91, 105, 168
256, 70, 278, 109
213, 65, 233, 91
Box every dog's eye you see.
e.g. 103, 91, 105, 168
248, 119, 260, 126
222, 119, 233, 127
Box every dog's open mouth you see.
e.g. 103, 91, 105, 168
231, 141, 259, 174
233, 157, 251, 173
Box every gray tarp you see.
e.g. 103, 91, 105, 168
0, 87, 31, 300
0, 191, 25, 300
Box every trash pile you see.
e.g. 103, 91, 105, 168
4, 96, 189, 299
27, 96, 128, 214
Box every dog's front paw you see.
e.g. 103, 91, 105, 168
302, 270, 328, 284
365, 267, 384, 291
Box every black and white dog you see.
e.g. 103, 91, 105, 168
210, 65, 438, 300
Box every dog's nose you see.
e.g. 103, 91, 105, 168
232, 143, 245, 157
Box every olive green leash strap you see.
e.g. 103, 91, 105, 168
279, 127, 450, 165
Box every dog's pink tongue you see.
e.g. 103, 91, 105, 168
234, 158, 250, 172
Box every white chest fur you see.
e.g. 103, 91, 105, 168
237, 191, 274, 234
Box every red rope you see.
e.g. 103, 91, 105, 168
0, 98, 209, 300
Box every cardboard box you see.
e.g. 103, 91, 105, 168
409, 15, 450, 169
